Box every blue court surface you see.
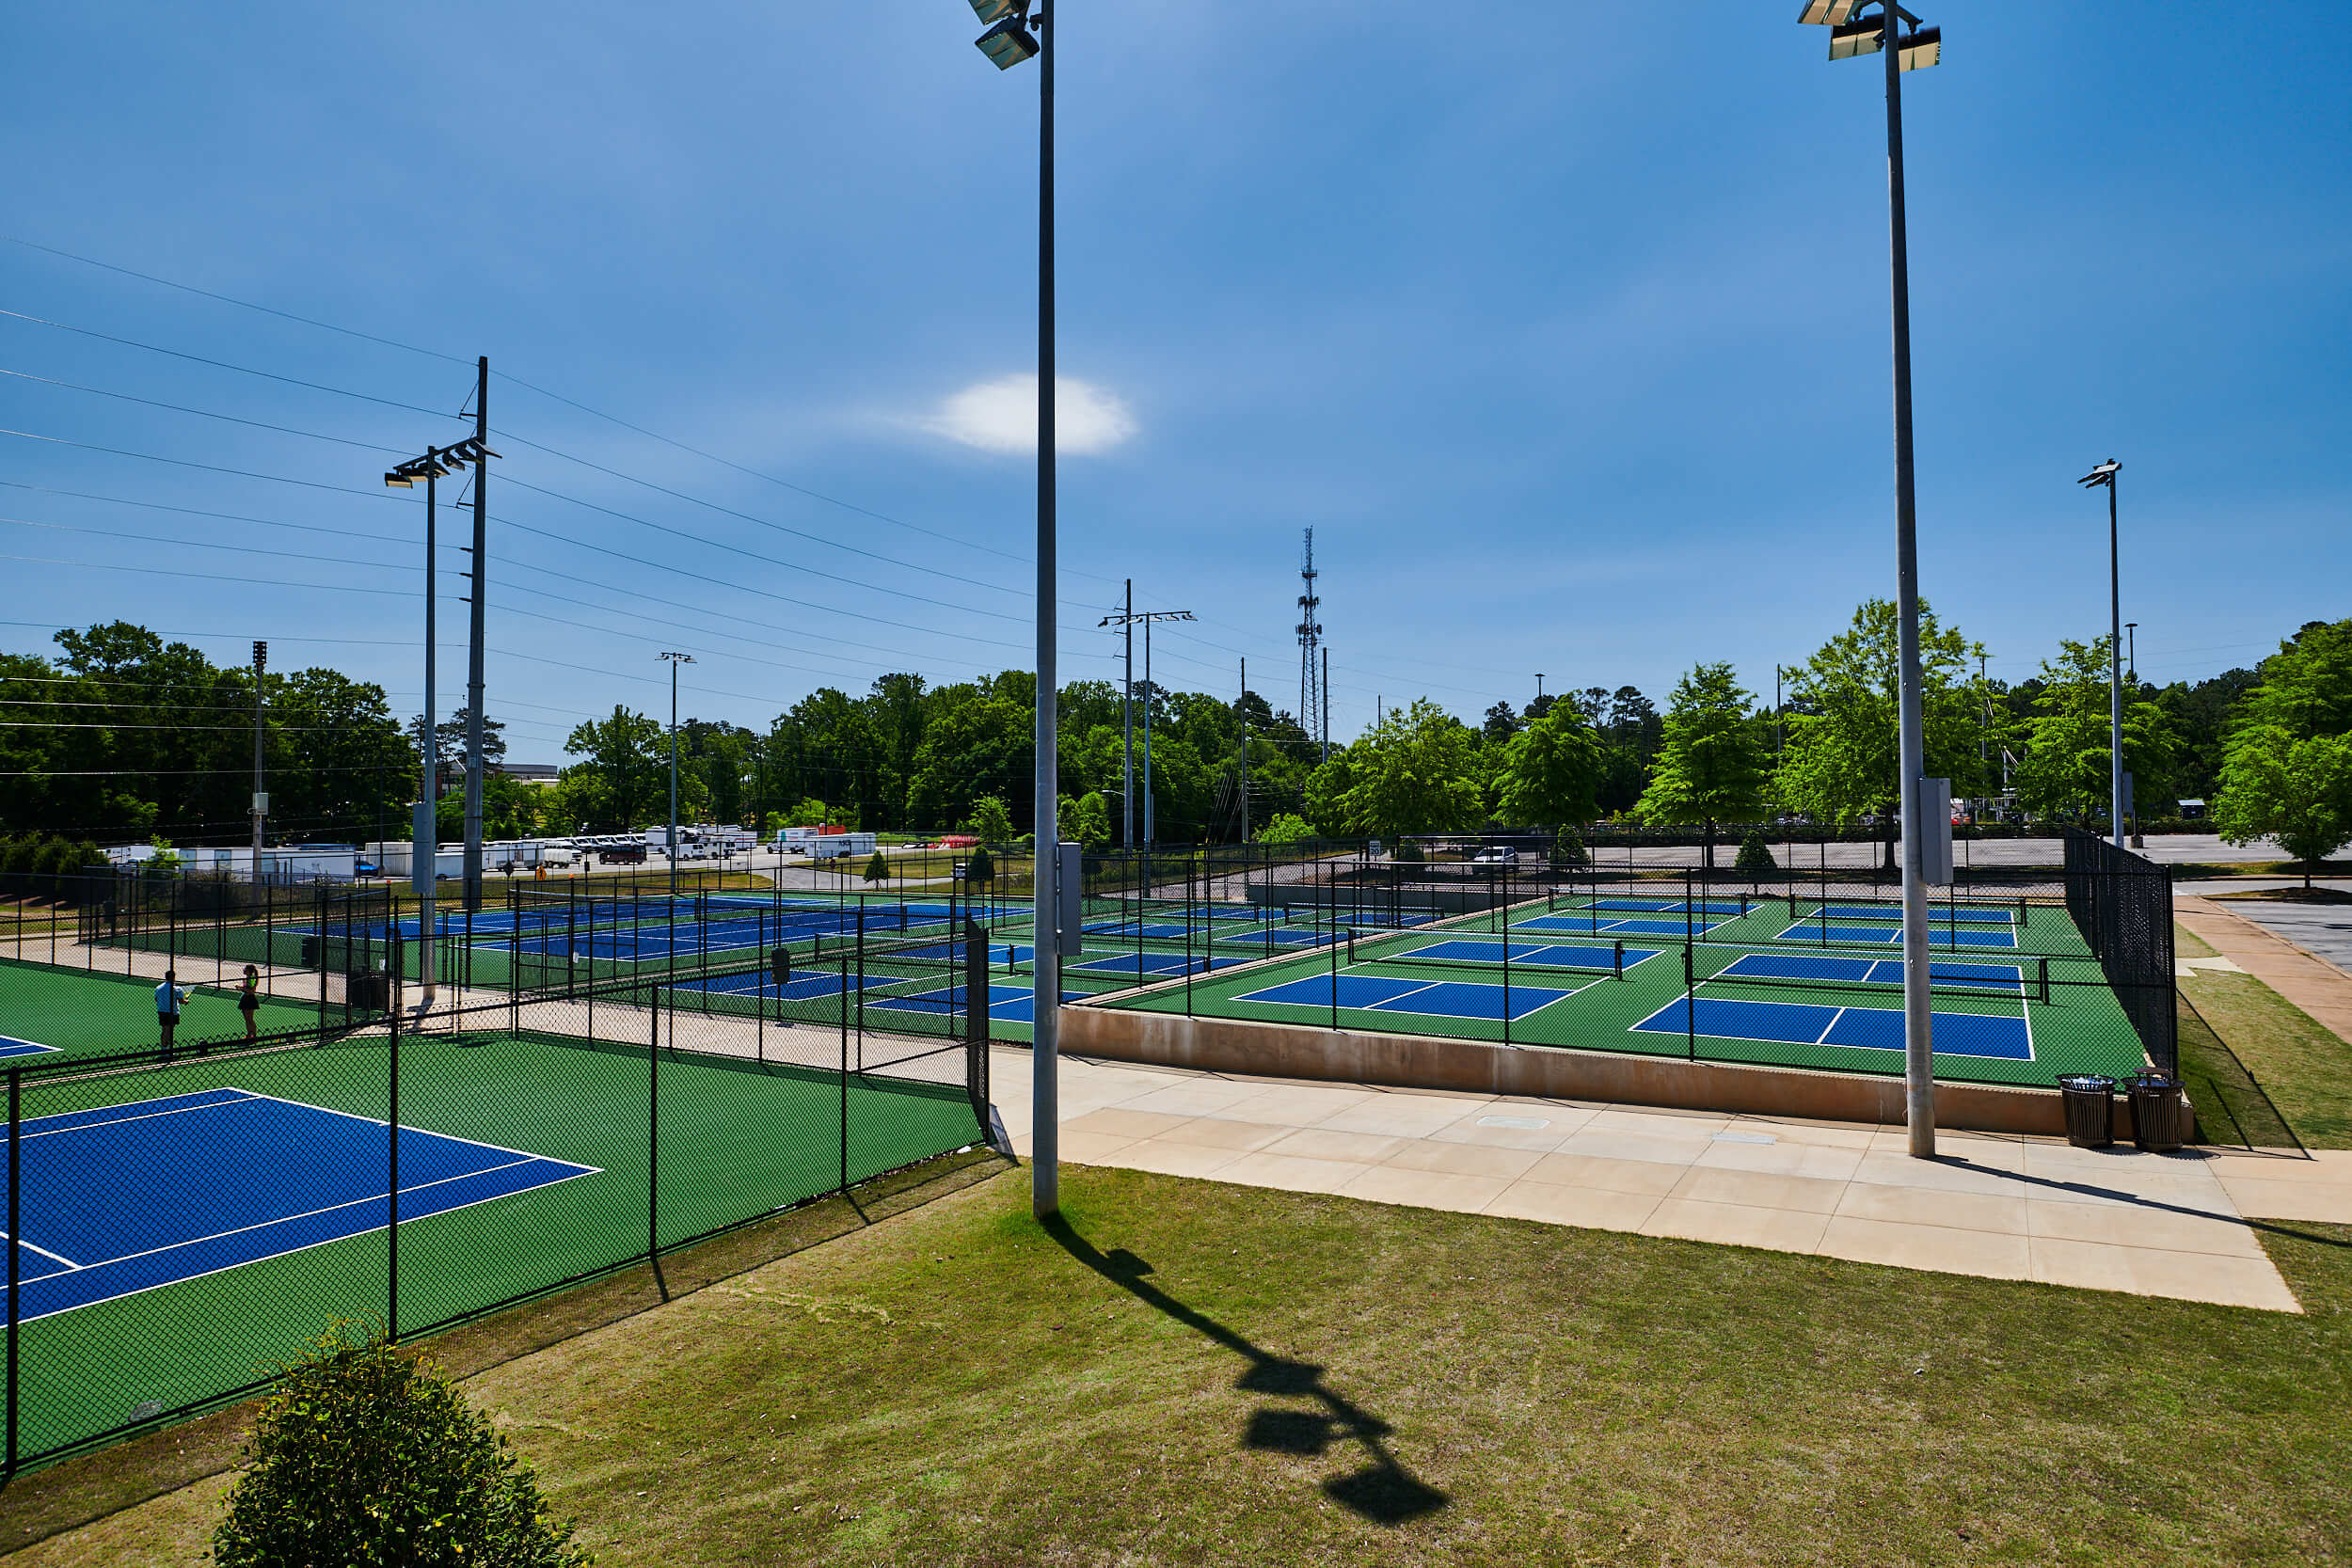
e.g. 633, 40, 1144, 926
1, 1088, 596, 1323
667, 969, 955, 1005
1516, 914, 1731, 938
1080, 921, 1197, 942
1216, 927, 1331, 949
1392, 939, 1662, 972
868, 983, 1089, 1022
1631, 997, 2032, 1060
1716, 953, 2025, 994
1774, 922, 2018, 950
1812, 903, 2015, 926
1068, 951, 1248, 979
1566, 898, 1752, 916
0, 1037, 56, 1058
1237, 973, 1579, 1022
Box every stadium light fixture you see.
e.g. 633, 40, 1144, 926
977, 15, 1040, 69
1796, 0, 1946, 1161
2079, 460, 2125, 849
969, 0, 1016, 21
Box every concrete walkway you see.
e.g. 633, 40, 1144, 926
993, 1048, 2310, 1314
2176, 895, 2352, 1046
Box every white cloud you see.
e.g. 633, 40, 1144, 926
927, 373, 1137, 456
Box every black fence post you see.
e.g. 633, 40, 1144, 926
7, 1065, 19, 1480
1684, 939, 1696, 1062
838, 951, 851, 1195
387, 1001, 401, 1342
647, 980, 661, 1281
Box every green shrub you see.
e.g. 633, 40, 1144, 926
213, 1323, 589, 1568
1734, 830, 1777, 875
964, 847, 995, 884
1255, 813, 1314, 847
1548, 831, 1589, 870
1392, 839, 1424, 863
861, 850, 891, 884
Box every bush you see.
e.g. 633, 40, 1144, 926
964, 847, 995, 884
1734, 830, 1777, 875
213, 1323, 588, 1568
1548, 831, 1589, 870
1255, 813, 1314, 847
860, 850, 891, 884
1392, 839, 1424, 863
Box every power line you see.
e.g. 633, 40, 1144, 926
0, 367, 419, 454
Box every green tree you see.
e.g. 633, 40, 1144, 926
563, 706, 664, 831
1635, 663, 1772, 867
965, 795, 1018, 844
2010, 636, 2180, 824
1495, 705, 1604, 829
861, 849, 891, 884
1315, 699, 1482, 839
1073, 791, 1112, 848
212, 1323, 586, 1568
1734, 830, 1777, 876
1256, 812, 1315, 846
2215, 728, 2352, 887
1775, 599, 1986, 863
2234, 619, 2352, 739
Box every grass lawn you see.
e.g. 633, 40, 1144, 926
23, 1164, 2352, 1567
2175, 923, 2352, 1149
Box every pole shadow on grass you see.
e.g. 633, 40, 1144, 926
1041, 1214, 1448, 1526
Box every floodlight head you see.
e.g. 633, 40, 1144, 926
1897, 24, 1940, 69
976, 15, 1039, 69
1796, 0, 1862, 24
2078, 459, 2121, 488
385, 472, 414, 488
1827, 12, 1885, 58
968, 0, 1016, 21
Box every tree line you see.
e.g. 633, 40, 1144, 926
1, 610, 2344, 872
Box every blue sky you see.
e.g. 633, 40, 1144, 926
3, 2, 2344, 765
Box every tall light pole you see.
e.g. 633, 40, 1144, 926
388, 436, 494, 1007
249, 640, 267, 869
961, 0, 1057, 1217
1799, 0, 1942, 1159
1098, 607, 1195, 846
1120, 579, 1134, 847
660, 652, 694, 897
2079, 460, 2122, 848
461, 357, 492, 913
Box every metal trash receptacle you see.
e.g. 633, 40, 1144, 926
2057, 1074, 2117, 1148
2125, 1073, 2191, 1152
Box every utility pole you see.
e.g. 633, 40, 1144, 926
1296, 529, 1321, 746
1774, 665, 1784, 759
1322, 647, 1331, 762
249, 641, 267, 871
1097, 606, 1194, 846
1121, 578, 1134, 847
462, 356, 490, 912
1238, 657, 1249, 843
660, 652, 694, 897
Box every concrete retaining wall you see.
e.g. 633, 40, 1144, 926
1058, 1003, 2127, 1139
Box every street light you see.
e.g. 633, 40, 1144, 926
955, 0, 1059, 1218
2078, 459, 2123, 849
1797, 0, 1943, 1161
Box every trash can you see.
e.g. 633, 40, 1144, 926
2125, 1073, 2192, 1152
2057, 1074, 2117, 1148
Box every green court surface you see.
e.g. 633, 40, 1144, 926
9, 1022, 984, 1464
1098, 895, 2153, 1089
0, 958, 324, 1062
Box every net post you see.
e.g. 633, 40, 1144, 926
2040, 956, 2050, 1005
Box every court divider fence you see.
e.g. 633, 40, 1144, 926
0, 920, 992, 1476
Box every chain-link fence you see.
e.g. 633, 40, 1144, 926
0, 920, 991, 1474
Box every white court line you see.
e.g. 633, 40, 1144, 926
0, 1231, 83, 1269
17, 1088, 259, 1143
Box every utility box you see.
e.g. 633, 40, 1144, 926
1056, 841, 1084, 957
1917, 778, 1953, 885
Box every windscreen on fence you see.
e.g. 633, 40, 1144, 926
2062, 830, 2179, 1077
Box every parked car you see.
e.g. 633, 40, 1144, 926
1469, 847, 1519, 867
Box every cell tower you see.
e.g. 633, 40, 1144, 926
1295, 528, 1322, 752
